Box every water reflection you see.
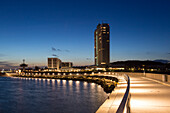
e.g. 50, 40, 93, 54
68, 80, 73, 86
76, 81, 80, 91
63, 80, 66, 86
57, 79, 60, 84
0, 77, 108, 113
47, 79, 50, 85
83, 81, 88, 89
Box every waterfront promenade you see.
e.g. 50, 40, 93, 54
97, 74, 170, 113
5, 72, 170, 113
130, 75, 170, 113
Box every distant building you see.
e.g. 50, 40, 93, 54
61, 62, 73, 71
61, 62, 73, 68
94, 23, 110, 67
48, 58, 61, 70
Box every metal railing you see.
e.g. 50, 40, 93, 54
116, 74, 131, 113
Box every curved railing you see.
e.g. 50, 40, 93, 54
116, 74, 131, 113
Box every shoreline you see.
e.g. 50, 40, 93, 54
10, 74, 118, 94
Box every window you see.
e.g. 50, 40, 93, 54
101, 62, 106, 64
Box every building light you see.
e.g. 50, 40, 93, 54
107, 40, 109, 42
101, 62, 106, 64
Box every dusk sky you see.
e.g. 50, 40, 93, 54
0, 0, 170, 68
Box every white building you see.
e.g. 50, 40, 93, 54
48, 58, 61, 70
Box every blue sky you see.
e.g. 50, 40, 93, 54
0, 0, 170, 68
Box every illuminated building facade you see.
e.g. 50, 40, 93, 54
61, 62, 73, 68
48, 58, 61, 70
94, 23, 110, 67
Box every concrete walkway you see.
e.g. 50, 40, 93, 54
96, 74, 170, 113
96, 75, 128, 113
130, 76, 170, 113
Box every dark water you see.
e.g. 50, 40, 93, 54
0, 77, 108, 113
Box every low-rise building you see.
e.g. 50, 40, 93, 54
61, 62, 73, 71
61, 62, 73, 68
48, 58, 61, 70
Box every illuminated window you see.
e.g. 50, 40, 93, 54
101, 62, 106, 64
103, 32, 106, 34
107, 32, 109, 34
107, 40, 109, 42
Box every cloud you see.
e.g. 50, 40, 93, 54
52, 47, 62, 52
86, 58, 91, 60
0, 61, 11, 66
57, 49, 61, 52
52, 54, 58, 57
52, 47, 56, 51
0, 61, 18, 69
168, 53, 170, 54
51, 47, 70, 52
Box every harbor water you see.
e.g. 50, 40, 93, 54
0, 77, 108, 113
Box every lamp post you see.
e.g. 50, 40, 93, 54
142, 65, 145, 76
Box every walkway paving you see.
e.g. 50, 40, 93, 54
130, 76, 170, 113
97, 74, 170, 113
96, 75, 128, 113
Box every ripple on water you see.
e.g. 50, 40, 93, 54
0, 77, 108, 113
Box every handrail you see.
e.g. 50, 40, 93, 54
116, 74, 131, 113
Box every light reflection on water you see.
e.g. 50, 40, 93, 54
0, 77, 108, 113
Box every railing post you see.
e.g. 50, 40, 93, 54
162, 74, 167, 82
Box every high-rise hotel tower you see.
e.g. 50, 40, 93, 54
94, 23, 110, 67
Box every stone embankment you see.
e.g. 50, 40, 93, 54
11, 74, 118, 93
